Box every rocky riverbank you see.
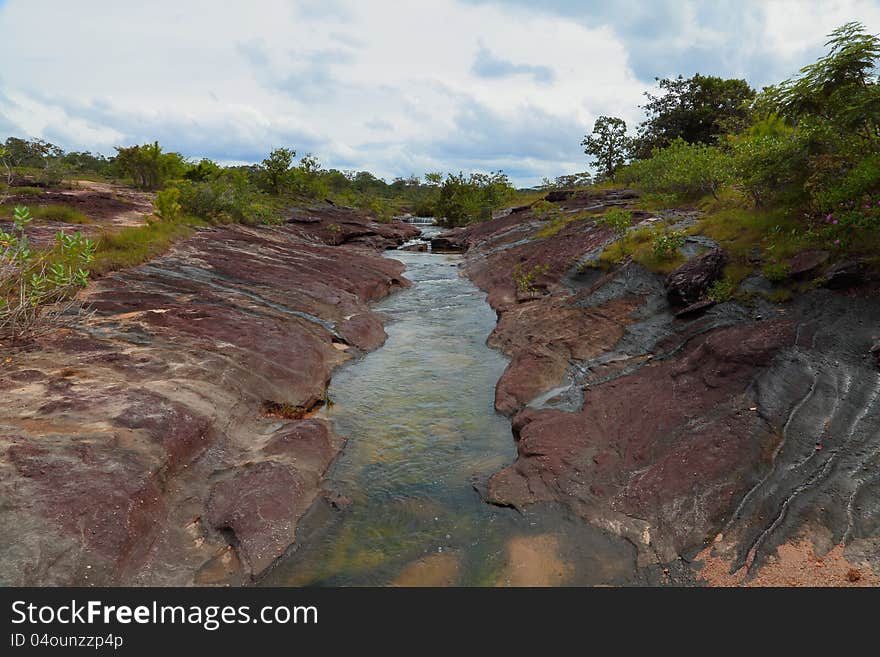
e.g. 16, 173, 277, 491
448, 189, 880, 585
0, 205, 418, 585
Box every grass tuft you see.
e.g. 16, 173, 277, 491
90, 217, 203, 276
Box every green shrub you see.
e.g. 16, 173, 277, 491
707, 277, 736, 302
114, 141, 187, 191
184, 158, 223, 182
176, 177, 279, 226
598, 208, 632, 236
728, 129, 812, 207
617, 138, 732, 200
154, 187, 182, 221
512, 262, 550, 294
651, 229, 686, 259
762, 261, 791, 282
1, 206, 96, 341
435, 171, 515, 227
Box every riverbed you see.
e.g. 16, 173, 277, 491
263, 231, 640, 586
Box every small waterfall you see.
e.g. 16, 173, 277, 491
397, 216, 437, 225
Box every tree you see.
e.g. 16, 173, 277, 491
259, 147, 296, 195
184, 158, 222, 182
435, 171, 515, 227
114, 142, 186, 190
765, 22, 880, 148
582, 116, 632, 179
2, 137, 63, 167
291, 153, 328, 199
632, 74, 756, 159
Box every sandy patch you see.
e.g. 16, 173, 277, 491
697, 536, 880, 587
497, 534, 573, 587
393, 552, 460, 587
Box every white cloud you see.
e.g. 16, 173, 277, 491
1, 0, 877, 185
0, 0, 648, 184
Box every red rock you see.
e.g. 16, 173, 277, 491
665, 248, 726, 307
787, 250, 829, 280
207, 461, 306, 576
0, 205, 411, 585
486, 320, 796, 559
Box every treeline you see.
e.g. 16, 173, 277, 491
1, 137, 518, 227
582, 21, 880, 251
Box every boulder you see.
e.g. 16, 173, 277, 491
665, 248, 726, 307
824, 260, 864, 289
787, 249, 829, 280
544, 190, 574, 202
431, 234, 467, 253
400, 243, 427, 252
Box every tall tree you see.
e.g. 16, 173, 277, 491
582, 116, 632, 179
259, 147, 296, 195
764, 21, 880, 148
632, 74, 756, 159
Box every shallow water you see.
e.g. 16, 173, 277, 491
263, 232, 639, 586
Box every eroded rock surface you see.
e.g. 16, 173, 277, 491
459, 189, 880, 584
0, 206, 417, 585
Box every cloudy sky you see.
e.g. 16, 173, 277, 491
1, 0, 879, 186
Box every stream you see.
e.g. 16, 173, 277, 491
262, 228, 640, 586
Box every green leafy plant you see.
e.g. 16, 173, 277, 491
258, 147, 296, 195
1, 206, 96, 342
114, 141, 186, 191
598, 208, 633, 237
512, 262, 550, 295
762, 261, 791, 282
707, 277, 736, 302
617, 139, 733, 200
435, 171, 515, 227
651, 229, 687, 259
154, 187, 182, 221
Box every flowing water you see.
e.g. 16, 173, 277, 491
263, 229, 640, 586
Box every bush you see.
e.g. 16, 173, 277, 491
184, 158, 223, 182
435, 171, 515, 227
617, 138, 732, 199
512, 262, 550, 294
651, 229, 686, 259
729, 129, 812, 207
154, 187, 182, 221
114, 142, 187, 191
762, 261, 791, 282
598, 208, 632, 236
1, 206, 95, 342
258, 147, 296, 195
707, 277, 737, 302
176, 176, 279, 225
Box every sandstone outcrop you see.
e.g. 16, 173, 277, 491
0, 205, 417, 585
457, 188, 880, 583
